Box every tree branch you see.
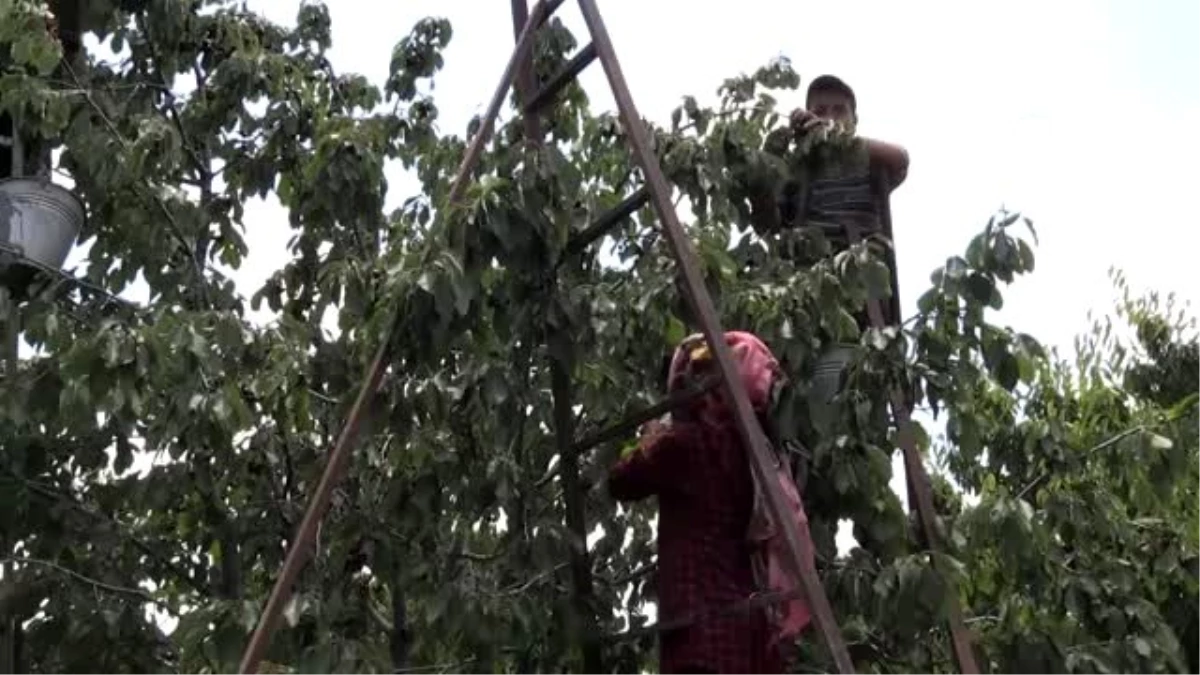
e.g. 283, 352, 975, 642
2, 556, 162, 607
132, 14, 215, 190
153, 45, 218, 283
60, 60, 213, 307
1016, 424, 1149, 501
7, 468, 209, 595
573, 374, 720, 457
535, 373, 720, 488
391, 658, 482, 674
604, 561, 656, 587
493, 562, 569, 596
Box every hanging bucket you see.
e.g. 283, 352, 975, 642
808, 343, 856, 420
0, 177, 85, 294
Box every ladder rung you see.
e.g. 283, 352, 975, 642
565, 186, 650, 256
524, 42, 598, 115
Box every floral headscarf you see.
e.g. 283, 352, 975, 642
666, 330, 815, 648
666, 331, 781, 427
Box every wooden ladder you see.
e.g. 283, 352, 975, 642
238, 2, 977, 672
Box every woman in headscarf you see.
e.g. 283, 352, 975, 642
607, 331, 801, 674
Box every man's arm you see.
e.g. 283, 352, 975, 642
789, 109, 909, 190
736, 126, 794, 235
869, 157, 905, 329
864, 138, 909, 191
607, 421, 690, 502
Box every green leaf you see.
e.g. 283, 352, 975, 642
664, 315, 686, 347
864, 257, 892, 300
1146, 432, 1173, 450
965, 273, 994, 304
944, 256, 969, 280
965, 233, 987, 267
1166, 392, 1198, 421
1022, 216, 1039, 244
1017, 239, 1036, 272
917, 289, 940, 314
997, 352, 1020, 391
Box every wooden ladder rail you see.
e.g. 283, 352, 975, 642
843, 191, 980, 674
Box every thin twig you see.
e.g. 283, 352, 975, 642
1015, 474, 1046, 502
6, 466, 208, 595
1016, 424, 1148, 501
455, 550, 501, 563
964, 615, 1000, 625
306, 388, 339, 405
493, 562, 570, 596
605, 561, 656, 587
2, 556, 161, 606
390, 658, 481, 674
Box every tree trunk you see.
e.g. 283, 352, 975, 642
0, 618, 15, 675
551, 357, 603, 673
388, 580, 409, 673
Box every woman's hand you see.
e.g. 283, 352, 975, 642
640, 417, 669, 440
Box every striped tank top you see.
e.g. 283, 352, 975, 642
798, 140, 879, 243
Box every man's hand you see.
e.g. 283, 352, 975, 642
789, 108, 827, 135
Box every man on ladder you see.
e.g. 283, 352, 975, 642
789, 74, 909, 327
781, 73, 923, 518
787, 75, 982, 675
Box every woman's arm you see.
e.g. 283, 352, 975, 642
607, 421, 690, 502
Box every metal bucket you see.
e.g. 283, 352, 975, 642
809, 343, 856, 409
0, 177, 85, 293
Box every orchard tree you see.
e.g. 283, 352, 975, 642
0, 1, 1195, 674
940, 274, 1198, 674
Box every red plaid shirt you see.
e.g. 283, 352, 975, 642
609, 420, 782, 674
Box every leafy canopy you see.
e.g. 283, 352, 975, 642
0, 1, 1195, 673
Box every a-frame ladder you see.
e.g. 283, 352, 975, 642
238, 1, 877, 672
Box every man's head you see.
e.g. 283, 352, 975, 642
806, 74, 857, 126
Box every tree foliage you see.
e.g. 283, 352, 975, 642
0, 1, 1195, 673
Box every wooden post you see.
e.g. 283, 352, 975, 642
0, 83, 23, 667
